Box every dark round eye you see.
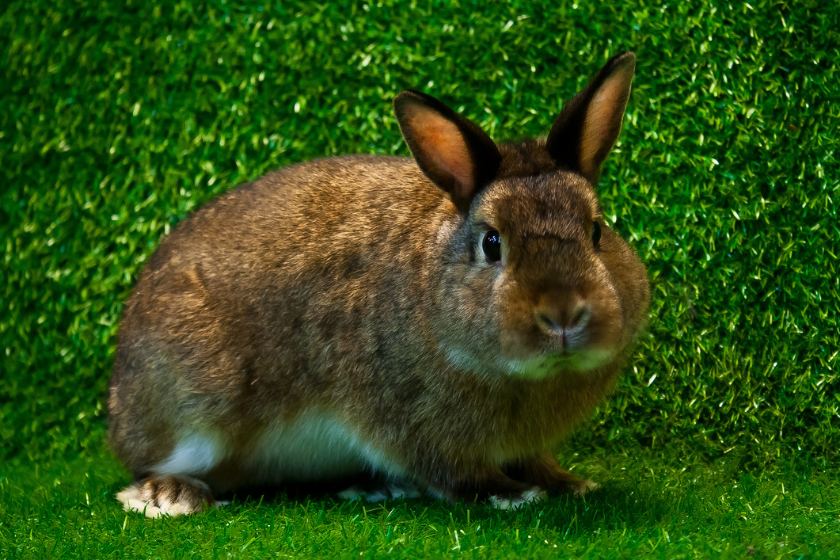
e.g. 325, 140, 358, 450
482, 230, 502, 262
592, 221, 601, 246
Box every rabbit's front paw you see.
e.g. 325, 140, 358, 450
117, 474, 219, 518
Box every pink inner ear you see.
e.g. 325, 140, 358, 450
409, 111, 474, 194
579, 65, 633, 179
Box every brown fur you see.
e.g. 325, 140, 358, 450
109, 52, 649, 515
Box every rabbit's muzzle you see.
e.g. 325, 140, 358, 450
497, 276, 624, 377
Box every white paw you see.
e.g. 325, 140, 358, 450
337, 479, 422, 502
489, 488, 546, 510
117, 490, 165, 518
116, 487, 201, 518
337, 484, 384, 502
384, 480, 422, 500
116, 476, 215, 518
574, 479, 598, 496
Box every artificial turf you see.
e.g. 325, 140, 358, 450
3, 446, 839, 558
1, 0, 838, 557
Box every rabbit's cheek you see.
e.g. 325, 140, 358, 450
581, 296, 624, 350
494, 295, 546, 358
497, 322, 545, 359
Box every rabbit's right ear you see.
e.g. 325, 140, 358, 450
394, 91, 501, 213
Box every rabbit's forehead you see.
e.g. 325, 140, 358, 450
476, 173, 599, 236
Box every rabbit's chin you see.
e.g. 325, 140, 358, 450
442, 344, 615, 380
504, 349, 616, 379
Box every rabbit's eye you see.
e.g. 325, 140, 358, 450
482, 230, 502, 262
592, 221, 601, 246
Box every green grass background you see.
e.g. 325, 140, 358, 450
2, 0, 838, 557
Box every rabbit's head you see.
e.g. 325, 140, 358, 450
394, 52, 648, 379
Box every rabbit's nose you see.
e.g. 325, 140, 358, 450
534, 300, 592, 348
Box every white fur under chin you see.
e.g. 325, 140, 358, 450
505, 349, 615, 379
489, 488, 547, 510
442, 342, 615, 380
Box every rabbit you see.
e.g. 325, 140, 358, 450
108, 51, 649, 517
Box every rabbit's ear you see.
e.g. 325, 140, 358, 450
394, 90, 501, 213
546, 52, 636, 185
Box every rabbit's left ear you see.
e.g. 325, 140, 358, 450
546, 52, 636, 185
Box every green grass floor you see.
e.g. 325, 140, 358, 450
2, 443, 838, 559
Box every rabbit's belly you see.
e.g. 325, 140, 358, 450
152, 411, 403, 484
240, 411, 402, 483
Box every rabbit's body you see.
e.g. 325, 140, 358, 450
110, 53, 649, 517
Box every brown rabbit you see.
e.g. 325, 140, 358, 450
109, 52, 649, 517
